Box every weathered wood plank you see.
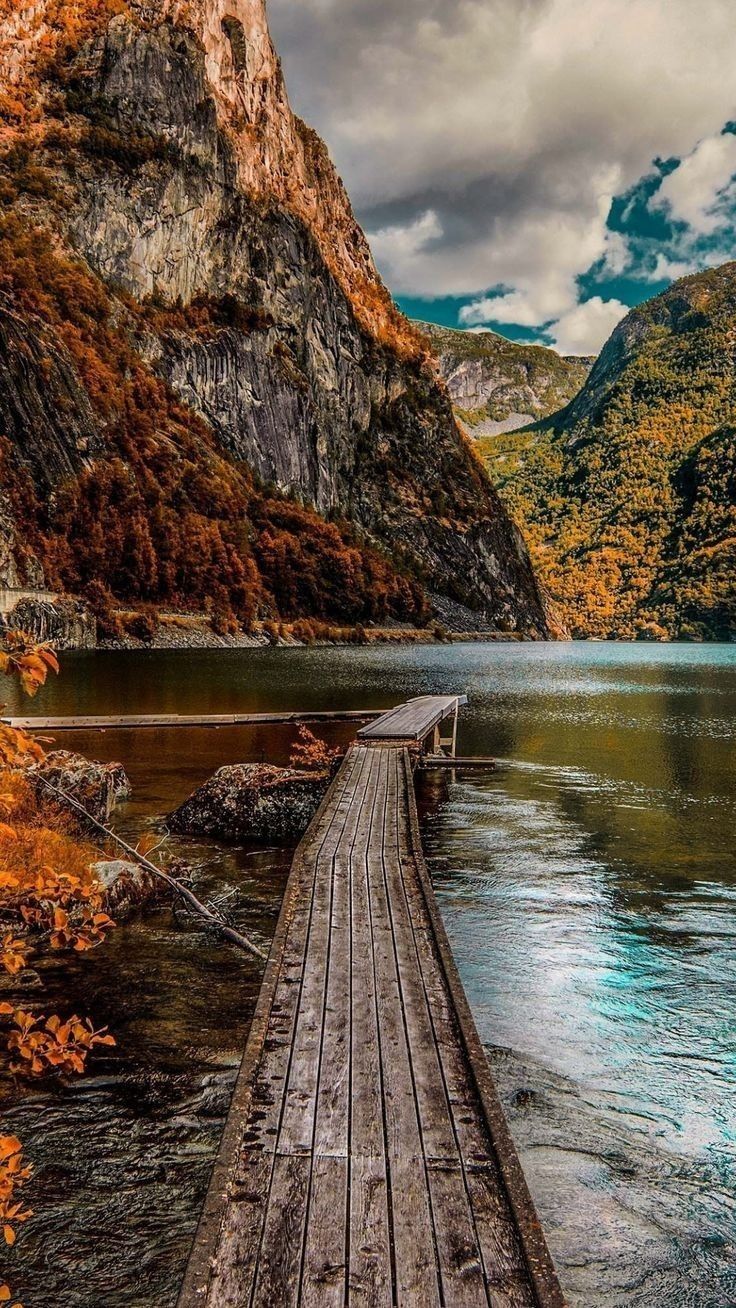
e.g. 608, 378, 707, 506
276, 751, 362, 1155
251, 753, 367, 1300
7, 710, 385, 731
301, 1156, 349, 1307
251, 1153, 310, 1308
177, 726, 564, 1308
189, 753, 362, 1307
365, 748, 443, 1307
249, 749, 363, 1157
300, 752, 376, 1306
348, 750, 394, 1305
381, 749, 491, 1307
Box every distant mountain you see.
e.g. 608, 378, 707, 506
484, 265, 736, 640
419, 322, 591, 435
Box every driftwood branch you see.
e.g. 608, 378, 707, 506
31, 774, 268, 963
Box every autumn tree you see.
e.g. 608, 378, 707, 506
0, 632, 116, 1307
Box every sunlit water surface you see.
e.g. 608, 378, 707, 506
1, 642, 734, 1306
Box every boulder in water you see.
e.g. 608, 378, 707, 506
167, 764, 330, 844
92, 859, 159, 918
31, 750, 131, 824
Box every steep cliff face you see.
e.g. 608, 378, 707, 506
493, 265, 736, 640
420, 322, 591, 436
0, 0, 550, 636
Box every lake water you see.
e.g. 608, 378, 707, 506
1, 642, 735, 1306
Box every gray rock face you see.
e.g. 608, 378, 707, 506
168, 764, 329, 844
1, 596, 97, 649
0, 3, 552, 636
0, 307, 101, 497
31, 751, 131, 824
420, 322, 591, 436
0, 308, 103, 587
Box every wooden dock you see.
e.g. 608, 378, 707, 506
178, 699, 563, 1307
2, 710, 385, 732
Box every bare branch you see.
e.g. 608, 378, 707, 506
30, 775, 268, 963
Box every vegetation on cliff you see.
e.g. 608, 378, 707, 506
480, 265, 736, 640
0, 0, 550, 638
0, 210, 424, 632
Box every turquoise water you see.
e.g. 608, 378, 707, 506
2, 642, 735, 1305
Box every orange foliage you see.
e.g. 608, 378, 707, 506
0, 0, 129, 138
0, 641, 58, 698
0, 1134, 32, 1252
0, 1006, 114, 1078
0, 638, 120, 1300
289, 726, 343, 774
0, 776, 114, 956
0, 936, 30, 977
349, 273, 430, 366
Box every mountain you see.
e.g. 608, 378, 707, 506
420, 322, 591, 436
485, 265, 736, 640
0, 0, 550, 639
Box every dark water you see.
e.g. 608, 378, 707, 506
1, 643, 735, 1306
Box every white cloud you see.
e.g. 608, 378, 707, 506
597, 230, 631, 278
549, 297, 629, 355
651, 132, 736, 235
448, 185, 618, 332
269, 0, 736, 333
369, 210, 443, 279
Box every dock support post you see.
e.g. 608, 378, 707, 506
432, 705, 458, 759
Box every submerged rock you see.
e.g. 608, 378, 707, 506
167, 764, 329, 844
92, 859, 160, 918
31, 750, 131, 824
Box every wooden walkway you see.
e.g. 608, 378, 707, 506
178, 717, 563, 1305
3, 710, 384, 732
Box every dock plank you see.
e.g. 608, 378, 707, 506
177, 724, 564, 1308
365, 748, 442, 1307
5, 710, 385, 731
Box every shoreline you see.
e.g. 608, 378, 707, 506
3, 596, 730, 652
71, 627, 736, 654
100, 626, 535, 652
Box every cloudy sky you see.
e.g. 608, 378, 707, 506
268, 0, 736, 355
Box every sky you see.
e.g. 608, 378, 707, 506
268, 0, 736, 355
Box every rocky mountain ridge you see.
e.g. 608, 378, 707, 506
0, 0, 551, 638
420, 321, 591, 436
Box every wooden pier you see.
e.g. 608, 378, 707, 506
2, 710, 386, 732
178, 697, 563, 1307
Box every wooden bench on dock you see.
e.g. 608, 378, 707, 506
178, 697, 564, 1307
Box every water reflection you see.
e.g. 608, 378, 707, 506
1, 642, 735, 1305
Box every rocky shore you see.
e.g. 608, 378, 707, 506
1, 592, 546, 653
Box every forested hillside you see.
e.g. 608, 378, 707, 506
481, 265, 736, 639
